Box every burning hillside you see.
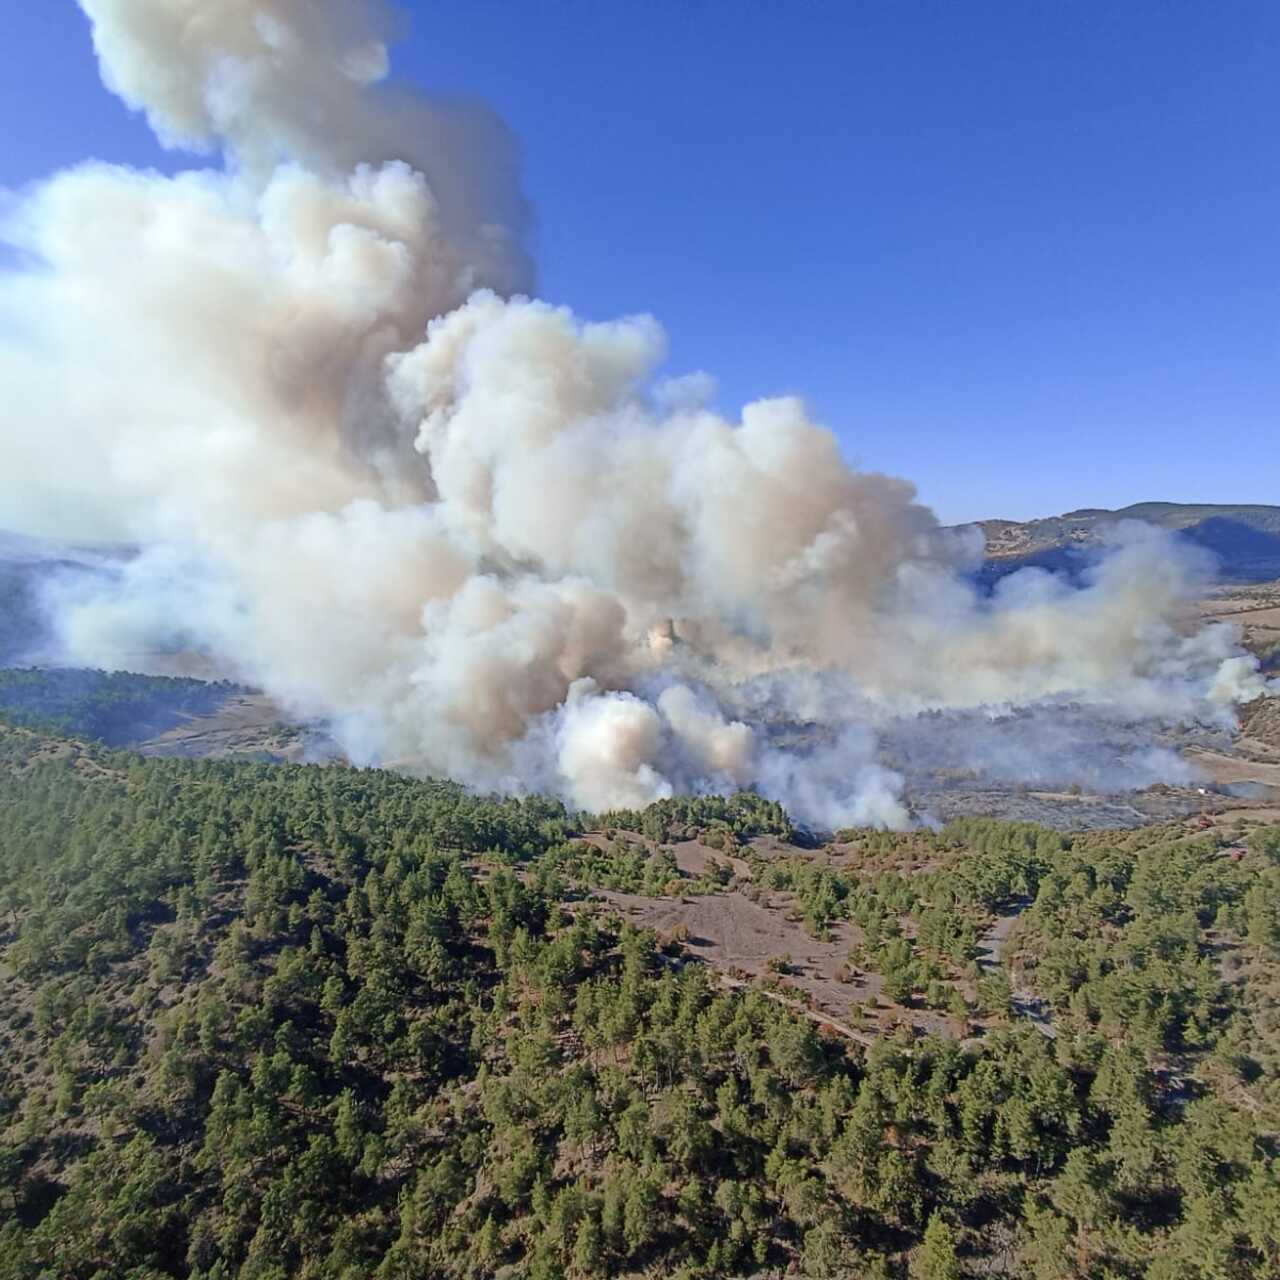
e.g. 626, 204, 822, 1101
0, 0, 1273, 825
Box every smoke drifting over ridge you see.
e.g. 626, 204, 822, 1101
0, 0, 1272, 825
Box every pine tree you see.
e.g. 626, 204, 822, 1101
572, 1213, 603, 1277
334, 1089, 364, 1164
911, 1212, 961, 1280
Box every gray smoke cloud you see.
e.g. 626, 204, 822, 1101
0, 0, 1272, 826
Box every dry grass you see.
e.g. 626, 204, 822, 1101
599, 885, 965, 1041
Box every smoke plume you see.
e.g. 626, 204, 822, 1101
0, 0, 1272, 826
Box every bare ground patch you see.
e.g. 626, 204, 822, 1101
599, 886, 962, 1042
1184, 746, 1280, 791
578, 830, 752, 880
136, 693, 325, 761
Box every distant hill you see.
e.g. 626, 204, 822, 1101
0, 531, 131, 663
970, 502, 1280, 581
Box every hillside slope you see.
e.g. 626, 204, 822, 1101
1, 724, 1279, 1278
973, 502, 1280, 580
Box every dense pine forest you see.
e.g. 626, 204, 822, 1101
0, 713, 1278, 1279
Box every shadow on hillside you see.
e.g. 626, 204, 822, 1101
977, 517, 1280, 589
1180, 517, 1280, 575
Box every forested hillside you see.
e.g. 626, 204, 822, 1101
0, 668, 244, 746
976, 503, 1280, 581
0, 722, 1277, 1279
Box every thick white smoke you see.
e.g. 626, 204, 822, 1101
0, 0, 1272, 826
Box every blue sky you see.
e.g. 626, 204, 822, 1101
3, 1, 1277, 523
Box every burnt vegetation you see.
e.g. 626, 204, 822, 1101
0, 715, 1277, 1279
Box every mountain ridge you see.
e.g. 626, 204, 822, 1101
965, 501, 1280, 580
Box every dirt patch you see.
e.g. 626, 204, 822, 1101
668, 839, 751, 880
576, 831, 752, 881
976, 898, 1032, 969
1199, 602, 1280, 629
1230, 606, 1280, 631
578, 830, 644, 854
602, 887, 859, 976
136, 693, 329, 762
599, 887, 960, 1041
1184, 747, 1280, 791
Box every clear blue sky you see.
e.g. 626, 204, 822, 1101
3, 1, 1278, 523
